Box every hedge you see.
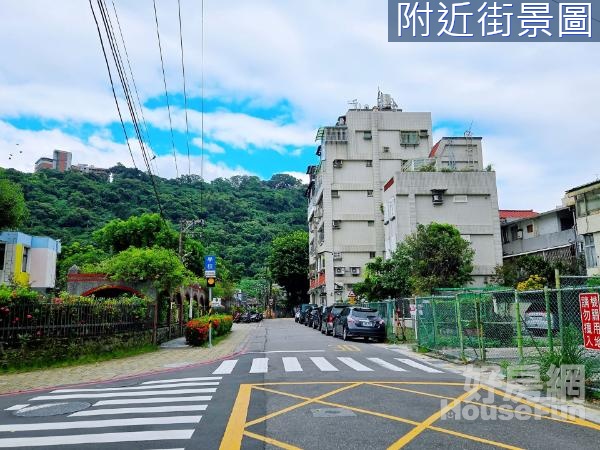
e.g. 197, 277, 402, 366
185, 314, 233, 346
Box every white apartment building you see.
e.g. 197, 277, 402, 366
564, 180, 600, 275
306, 93, 433, 305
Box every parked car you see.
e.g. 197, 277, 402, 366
310, 307, 324, 329
524, 301, 558, 335
298, 303, 316, 324
320, 303, 350, 336
305, 305, 319, 327
313, 305, 328, 331
333, 307, 386, 342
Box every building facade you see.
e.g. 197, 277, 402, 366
34, 157, 53, 172
500, 207, 578, 265
564, 180, 600, 275
34, 150, 72, 173
382, 170, 503, 286
0, 232, 62, 291
306, 94, 434, 305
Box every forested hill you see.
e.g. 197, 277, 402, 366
1, 165, 308, 277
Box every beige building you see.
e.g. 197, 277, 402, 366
563, 180, 600, 275
306, 93, 434, 305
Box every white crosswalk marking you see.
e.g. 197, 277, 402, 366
51, 381, 219, 393
213, 359, 238, 375
142, 377, 221, 384
0, 430, 195, 448
0, 416, 202, 433
337, 357, 373, 371
31, 388, 217, 400
367, 358, 407, 372
282, 357, 303, 372
310, 356, 338, 371
69, 404, 208, 416
249, 358, 269, 373
94, 395, 212, 406
395, 358, 443, 373
4, 404, 28, 411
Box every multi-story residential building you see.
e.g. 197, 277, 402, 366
0, 231, 61, 291
564, 180, 600, 275
500, 207, 578, 265
72, 163, 110, 176
34, 157, 53, 172
306, 93, 434, 305
33, 150, 72, 173
381, 139, 503, 285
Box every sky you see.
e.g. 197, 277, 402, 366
0, 0, 599, 211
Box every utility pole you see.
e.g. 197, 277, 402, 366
178, 219, 204, 320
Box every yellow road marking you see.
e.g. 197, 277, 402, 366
481, 386, 600, 432
219, 384, 252, 450
253, 385, 522, 449
369, 383, 573, 425
387, 385, 481, 449
336, 344, 361, 352
244, 382, 363, 427
253, 381, 467, 386
243, 431, 302, 450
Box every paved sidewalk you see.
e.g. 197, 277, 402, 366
0, 322, 258, 395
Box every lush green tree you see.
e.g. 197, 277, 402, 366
238, 278, 269, 299
56, 242, 108, 290
268, 230, 308, 306
404, 223, 474, 294
0, 177, 28, 230
354, 249, 413, 301
93, 213, 178, 253
493, 254, 555, 288
98, 247, 192, 295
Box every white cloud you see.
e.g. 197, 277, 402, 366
0, 121, 253, 182
191, 137, 226, 154
282, 171, 310, 184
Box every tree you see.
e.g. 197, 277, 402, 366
404, 223, 474, 294
0, 177, 28, 230
493, 254, 554, 288
354, 249, 413, 301
93, 213, 178, 253
56, 242, 108, 290
268, 230, 308, 307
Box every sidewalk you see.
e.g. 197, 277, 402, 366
0, 322, 258, 396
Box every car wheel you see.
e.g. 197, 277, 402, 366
342, 327, 348, 341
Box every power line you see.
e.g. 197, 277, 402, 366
87, 0, 138, 171
177, 0, 192, 177
152, 0, 179, 179
93, 0, 165, 218
200, 0, 205, 220
110, 0, 161, 178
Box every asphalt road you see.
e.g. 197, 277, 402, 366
1, 319, 599, 449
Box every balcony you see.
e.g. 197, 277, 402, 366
316, 126, 348, 144
502, 229, 577, 257
310, 272, 326, 289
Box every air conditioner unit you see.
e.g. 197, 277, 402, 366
331, 190, 339, 198
419, 130, 429, 138
333, 252, 343, 260
334, 267, 346, 275
332, 220, 341, 229
333, 159, 343, 168
383, 146, 390, 153
351, 267, 361, 276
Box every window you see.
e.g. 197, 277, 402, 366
510, 226, 518, 241
382, 146, 390, 153
576, 189, 600, 217
367, 221, 375, 227
453, 195, 468, 203
0, 243, 5, 270
501, 228, 509, 244
560, 216, 574, 231
331, 190, 339, 198
369, 252, 376, 258
21, 247, 29, 272
401, 131, 419, 145
366, 160, 372, 167
367, 190, 373, 197
584, 234, 598, 268
527, 224, 534, 234
363, 131, 372, 140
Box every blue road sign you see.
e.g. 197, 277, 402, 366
204, 256, 217, 272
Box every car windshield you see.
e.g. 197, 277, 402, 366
352, 309, 379, 319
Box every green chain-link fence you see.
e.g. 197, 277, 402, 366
415, 287, 600, 365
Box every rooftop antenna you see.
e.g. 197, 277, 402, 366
348, 99, 359, 109
464, 121, 475, 169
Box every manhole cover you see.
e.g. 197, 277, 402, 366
14, 402, 91, 417
311, 408, 356, 418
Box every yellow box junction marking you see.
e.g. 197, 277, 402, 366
220, 380, 600, 450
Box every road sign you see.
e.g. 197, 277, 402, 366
207, 277, 216, 288
204, 256, 217, 271
579, 292, 600, 351
204, 270, 216, 277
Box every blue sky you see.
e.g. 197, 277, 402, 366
1, 0, 599, 211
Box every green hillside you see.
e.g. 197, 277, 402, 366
0, 166, 307, 278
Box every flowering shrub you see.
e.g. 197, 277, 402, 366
185, 314, 233, 346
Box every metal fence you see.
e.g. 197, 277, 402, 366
0, 302, 154, 346
365, 298, 415, 342
415, 287, 600, 364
